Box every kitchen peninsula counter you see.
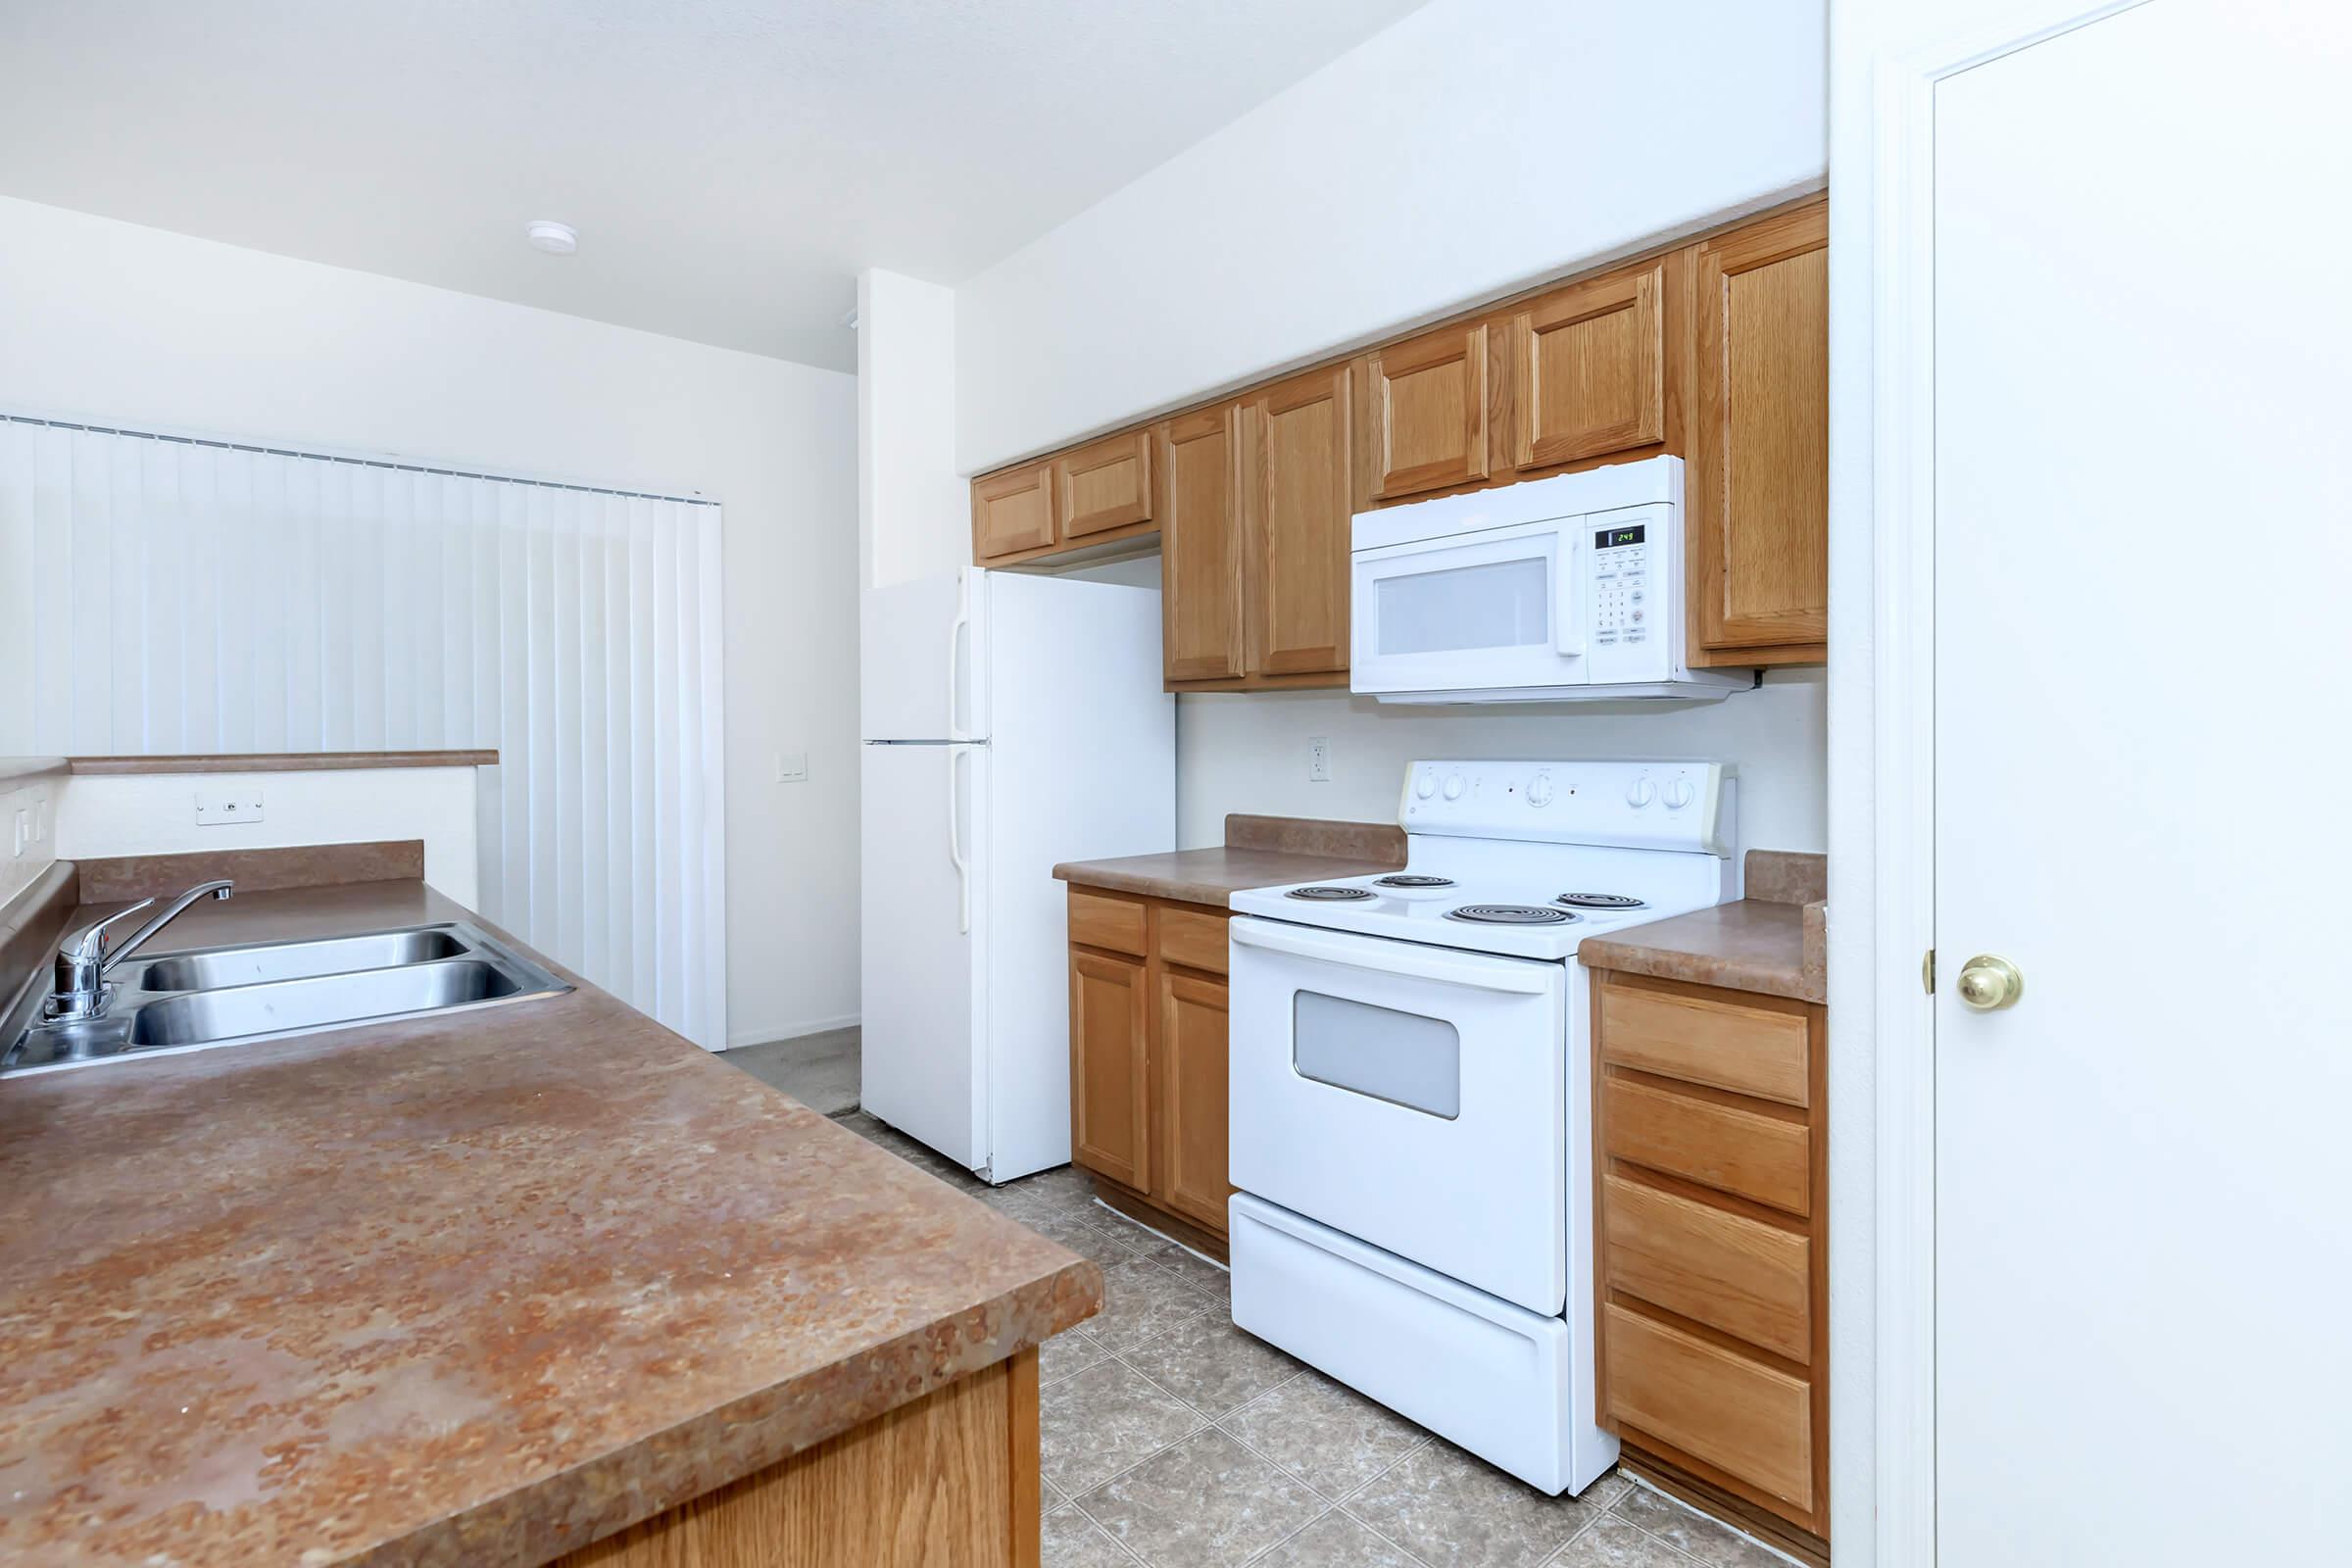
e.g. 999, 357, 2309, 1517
0, 876, 1097, 1566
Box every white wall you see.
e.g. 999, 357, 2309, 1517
857, 270, 966, 590
56, 767, 482, 907
0, 197, 859, 1047
1177, 673, 1826, 856
955, 0, 1828, 471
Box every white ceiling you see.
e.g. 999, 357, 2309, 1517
0, 0, 1429, 371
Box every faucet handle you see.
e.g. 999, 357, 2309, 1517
61, 899, 158, 962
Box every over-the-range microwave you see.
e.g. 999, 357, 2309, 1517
1349, 455, 1754, 704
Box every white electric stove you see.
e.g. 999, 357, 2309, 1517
1226, 758, 1738, 1496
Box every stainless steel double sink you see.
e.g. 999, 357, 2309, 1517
2, 921, 571, 1077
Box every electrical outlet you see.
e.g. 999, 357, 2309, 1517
1307, 736, 1331, 783
194, 787, 265, 826
776, 752, 809, 784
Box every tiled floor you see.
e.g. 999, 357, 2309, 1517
831, 1111, 1797, 1568
723, 1026, 859, 1113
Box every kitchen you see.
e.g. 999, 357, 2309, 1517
2, 3, 2344, 1567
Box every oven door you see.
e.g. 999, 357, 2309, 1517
1229, 915, 1566, 1315
1350, 518, 1585, 697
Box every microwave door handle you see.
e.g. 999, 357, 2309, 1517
1555, 534, 1586, 657
1231, 918, 1553, 995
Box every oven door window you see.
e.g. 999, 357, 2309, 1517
1294, 991, 1461, 1118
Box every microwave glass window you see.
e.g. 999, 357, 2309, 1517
1293, 990, 1462, 1119
1374, 555, 1549, 656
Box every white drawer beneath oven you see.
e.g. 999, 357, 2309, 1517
1229, 1194, 1616, 1497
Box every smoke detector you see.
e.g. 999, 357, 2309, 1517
524, 220, 578, 256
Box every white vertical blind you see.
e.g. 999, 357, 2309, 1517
0, 416, 727, 1049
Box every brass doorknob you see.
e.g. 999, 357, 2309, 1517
1955, 955, 2024, 1011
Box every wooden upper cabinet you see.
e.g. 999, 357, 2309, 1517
970, 462, 1056, 561
1357, 321, 1491, 503
1054, 429, 1153, 539
1686, 199, 1829, 662
1511, 259, 1668, 472
1068, 948, 1151, 1193
1156, 407, 1246, 683
1244, 365, 1352, 677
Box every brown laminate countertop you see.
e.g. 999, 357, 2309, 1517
0, 881, 1097, 1567
1054, 814, 1407, 907
1577, 850, 1828, 1004
69, 750, 500, 775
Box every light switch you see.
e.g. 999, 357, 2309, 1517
776, 752, 809, 784
195, 787, 265, 826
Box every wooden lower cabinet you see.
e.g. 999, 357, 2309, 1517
1063, 886, 1234, 1252
556, 1348, 1041, 1568
1592, 969, 1829, 1556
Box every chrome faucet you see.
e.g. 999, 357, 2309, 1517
47, 880, 233, 1022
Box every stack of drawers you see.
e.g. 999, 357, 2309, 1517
1591, 969, 1829, 1547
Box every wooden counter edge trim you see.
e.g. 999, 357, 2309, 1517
70, 750, 501, 775
76, 840, 427, 903
375, 1272, 1095, 1568
553, 1348, 1045, 1568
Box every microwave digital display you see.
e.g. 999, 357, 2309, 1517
1594, 523, 1647, 549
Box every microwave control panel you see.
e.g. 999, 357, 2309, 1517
1592, 521, 1649, 649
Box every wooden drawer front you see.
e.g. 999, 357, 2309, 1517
971, 463, 1056, 560
1604, 1176, 1811, 1362
1155, 904, 1230, 975
1600, 983, 1810, 1108
1067, 889, 1148, 956
1604, 1077, 1810, 1216
1605, 1303, 1814, 1512
1055, 429, 1154, 538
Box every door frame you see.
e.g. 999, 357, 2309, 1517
1858, 3, 2153, 1563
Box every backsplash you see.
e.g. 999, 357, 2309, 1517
0, 759, 65, 911
1174, 668, 1828, 862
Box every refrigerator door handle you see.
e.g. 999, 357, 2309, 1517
948, 746, 970, 933
946, 575, 971, 742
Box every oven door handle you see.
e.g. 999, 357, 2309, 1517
1231, 918, 1555, 995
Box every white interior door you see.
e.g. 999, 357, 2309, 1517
1932, 4, 2352, 1560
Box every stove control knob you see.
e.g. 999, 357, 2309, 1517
1627, 779, 1656, 808
1662, 778, 1695, 810
1527, 772, 1554, 807
1415, 772, 1438, 800
1442, 772, 1466, 802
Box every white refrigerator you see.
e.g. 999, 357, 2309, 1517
859, 567, 1173, 1182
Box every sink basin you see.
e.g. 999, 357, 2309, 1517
134, 928, 466, 991
2, 921, 569, 1076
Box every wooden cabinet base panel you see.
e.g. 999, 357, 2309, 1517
556, 1348, 1040, 1568
1619, 1443, 1829, 1568
1087, 1174, 1231, 1265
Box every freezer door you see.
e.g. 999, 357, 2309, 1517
860, 568, 989, 741
858, 740, 987, 1168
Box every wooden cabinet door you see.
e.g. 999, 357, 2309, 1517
1155, 968, 1232, 1235
1054, 429, 1153, 539
1068, 950, 1151, 1192
1685, 199, 1828, 662
970, 462, 1056, 561
1358, 321, 1491, 502
1510, 259, 1667, 471
1156, 406, 1245, 682
1243, 365, 1351, 677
